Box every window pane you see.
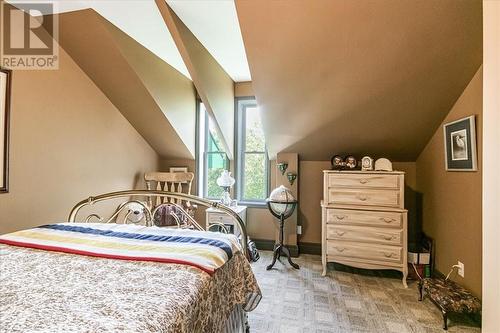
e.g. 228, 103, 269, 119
208, 117, 224, 152
243, 153, 266, 200
206, 152, 227, 198
245, 106, 265, 152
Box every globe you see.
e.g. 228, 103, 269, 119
267, 185, 297, 217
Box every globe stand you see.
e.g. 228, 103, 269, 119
266, 201, 299, 270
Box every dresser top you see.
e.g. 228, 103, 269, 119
206, 205, 247, 214
323, 170, 405, 175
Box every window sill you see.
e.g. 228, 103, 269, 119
238, 201, 268, 209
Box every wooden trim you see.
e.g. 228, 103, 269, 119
253, 238, 298, 257
0, 67, 11, 193
298, 242, 321, 255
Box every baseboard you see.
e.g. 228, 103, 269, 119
253, 239, 274, 251
253, 239, 299, 257
433, 269, 445, 279
298, 242, 321, 255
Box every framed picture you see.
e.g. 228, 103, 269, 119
0, 68, 11, 193
443, 115, 477, 171
169, 167, 188, 173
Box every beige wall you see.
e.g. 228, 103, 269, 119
0, 46, 159, 234
482, 1, 500, 330
416, 68, 483, 296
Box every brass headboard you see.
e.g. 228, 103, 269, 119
68, 190, 248, 257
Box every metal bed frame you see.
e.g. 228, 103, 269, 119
67, 190, 248, 257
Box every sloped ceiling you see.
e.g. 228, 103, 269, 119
236, 0, 482, 161
166, 0, 251, 82
55, 9, 195, 159
156, 0, 235, 159
7, 0, 191, 79
103, 19, 196, 157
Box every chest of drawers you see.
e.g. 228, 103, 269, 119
321, 170, 408, 287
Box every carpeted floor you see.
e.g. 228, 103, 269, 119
248, 251, 480, 333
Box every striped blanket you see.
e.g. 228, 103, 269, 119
0, 223, 241, 274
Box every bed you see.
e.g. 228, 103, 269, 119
0, 190, 261, 333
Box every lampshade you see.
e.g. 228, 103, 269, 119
216, 170, 235, 188
267, 185, 297, 216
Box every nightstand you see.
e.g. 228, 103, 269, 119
206, 206, 247, 236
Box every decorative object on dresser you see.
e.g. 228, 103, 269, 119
344, 156, 358, 169
321, 170, 408, 287
206, 205, 247, 237
443, 115, 477, 171
361, 156, 374, 171
331, 155, 344, 170
374, 158, 393, 171
266, 185, 299, 270
331, 155, 359, 170
0, 67, 11, 193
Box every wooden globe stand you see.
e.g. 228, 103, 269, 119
266, 200, 299, 270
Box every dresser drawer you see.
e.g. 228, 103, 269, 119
326, 225, 402, 245
327, 188, 401, 207
207, 213, 234, 226
327, 240, 402, 264
326, 208, 403, 228
328, 173, 399, 189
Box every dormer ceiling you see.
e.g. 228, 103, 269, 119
166, 0, 251, 82
55, 9, 196, 159
18, 0, 191, 79
235, 0, 482, 160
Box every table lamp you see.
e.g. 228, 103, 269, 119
216, 170, 235, 206
266, 185, 299, 270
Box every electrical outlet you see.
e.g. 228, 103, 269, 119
297, 225, 302, 235
457, 261, 465, 277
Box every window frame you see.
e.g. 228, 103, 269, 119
196, 100, 229, 199
235, 97, 270, 207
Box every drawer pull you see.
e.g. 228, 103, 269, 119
380, 217, 395, 223
335, 231, 346, 236
334, 215, 347, 220
359, 179, 368, 184
335, 247, 346, 252
383, 235, 394, 241
357, 195, 368, 201
383, 252, 394, 258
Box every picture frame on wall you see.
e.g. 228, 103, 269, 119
443, 115, 477, 171
0, 68, 11, 193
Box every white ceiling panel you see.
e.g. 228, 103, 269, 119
167, 0, 251, 82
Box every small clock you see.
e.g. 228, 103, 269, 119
361, 156, 374, 171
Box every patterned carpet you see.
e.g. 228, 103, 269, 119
248, 251, 480, 333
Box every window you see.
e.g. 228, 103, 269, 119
236, 98, 269, 204
197, 102, 229, 199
